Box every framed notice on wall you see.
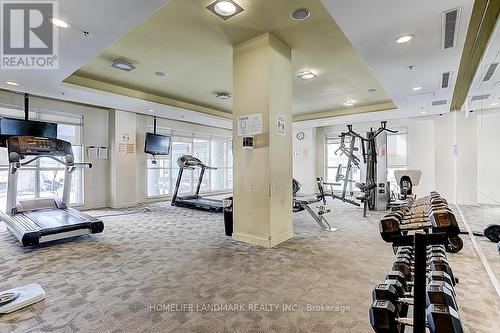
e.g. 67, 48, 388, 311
237, 113, 263, 136
277, 114, 285, 136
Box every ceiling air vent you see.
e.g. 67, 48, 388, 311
482, 63, 498, 81
442, 8, 460, 49
432, 100, 448, 106
470, 94, 490, 101
441, 72, 452, 88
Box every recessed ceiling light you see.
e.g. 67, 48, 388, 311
291, 8, 311, 21
396, 34, 415, 44
50, 17, 70, 28
343, 100, 356, 106
155, 71, 167, 77
148, 109, 155, 112
5, 81, 19, 86
207, 0, 244, 20
297, 71, 317, 81
490, 102, 499, 106
411, 86, 423, 91
216, 92, 231, 100
111, 59, 135, 72
368, 88, 377, 92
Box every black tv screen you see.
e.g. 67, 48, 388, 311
144, 132, 171, 155
0, 117, 58, 147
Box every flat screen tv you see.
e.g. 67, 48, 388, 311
0, 117, 58, 147
144, 132, 171, 155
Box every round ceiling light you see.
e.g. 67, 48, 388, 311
155, 71, 167, 77
50, 17, 70, 28
396, 34, 414, 44
5, 81, 19, 86
368, 88, 377, 92
411, 86, 423, 91
291, 8, 311, 21
214, 1, 237, 17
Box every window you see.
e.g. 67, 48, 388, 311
0, 111, 84, 211
387, 132, 408, 192
147, 131, 232, 198
325, 136, 361, 192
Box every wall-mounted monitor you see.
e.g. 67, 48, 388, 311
144, 132, 171, 156
0, 117, 58, 147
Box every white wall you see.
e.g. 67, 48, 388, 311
293, 128, 317, 194
476, 108, 500, 204
407, 118, 435, 196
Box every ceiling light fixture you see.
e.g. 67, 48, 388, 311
411, 86, 423, 91
207, 0, 244, 20
148, 109, 155, 112
368, 88, 377, 92
297, 71, 317, 81
5, 81, 19, 86
396, 34, 415, 44
343, 100, 356, 106
291, 8, 311, 21
421, 111, 428, 114
111, 59, 136, 72
50, 17, 70, 28
216, 92, 231, 100
155, 71, 167, 77
490, 102, 499, 106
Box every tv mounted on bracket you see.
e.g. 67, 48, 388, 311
144, 132, 171, 156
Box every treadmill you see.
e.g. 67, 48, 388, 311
171, 155, 223, 212
1, 136, 104, 246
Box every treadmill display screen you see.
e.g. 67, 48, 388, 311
0, 117, 57, 147
145, 133, 171, 155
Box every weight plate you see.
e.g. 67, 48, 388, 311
484, 224, 500, 243
446, 236, 463, 253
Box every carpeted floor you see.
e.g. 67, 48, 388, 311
0, 201, 499, 333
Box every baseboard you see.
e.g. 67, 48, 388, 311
233, 229, 294, 248
270, 229, 295, 247
109, 202, 139, 209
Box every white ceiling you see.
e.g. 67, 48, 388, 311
0, 0, 475, 130
315, 0, 474, 121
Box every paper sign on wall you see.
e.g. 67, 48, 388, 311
237, 113, 263, 137
277, 114, 286, 136
121, 133, 130, 143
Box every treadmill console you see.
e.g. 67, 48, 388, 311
177, 155, 206, 168
7, 136, 73, 159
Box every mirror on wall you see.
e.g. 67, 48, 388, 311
458, 16, 500, 290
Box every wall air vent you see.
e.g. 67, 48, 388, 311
442, 8, 460, 49
470, 94, 490, 101
432, 100, 448, 106
483, 63, 498, 81
441, 72, 452, 88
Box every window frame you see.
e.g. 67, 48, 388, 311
146, 129, 233, 199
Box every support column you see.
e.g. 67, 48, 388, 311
109, 110, 138, 208
232, 33, 293, 248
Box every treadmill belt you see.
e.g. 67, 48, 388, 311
24, 210, 88, 232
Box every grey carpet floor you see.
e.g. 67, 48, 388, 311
0, 201, 498, 333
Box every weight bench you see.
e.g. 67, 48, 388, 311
293, 177, 337, 231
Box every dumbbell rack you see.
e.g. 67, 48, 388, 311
372, 193, 464, 333
392, 232, 450, 333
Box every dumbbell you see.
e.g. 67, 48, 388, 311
379, 210, 460, 243
370, 300, 463, 333
373, 281, 458, 311
392, 257, 456, 286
